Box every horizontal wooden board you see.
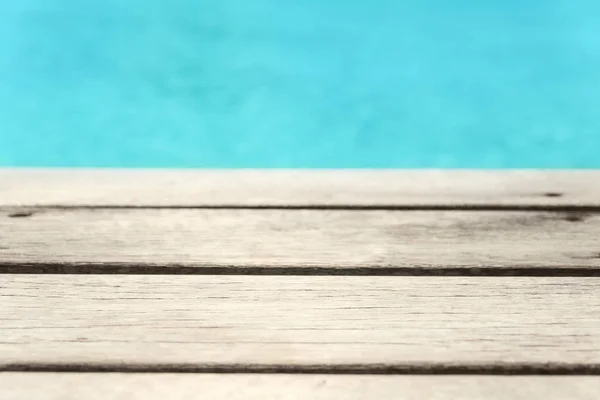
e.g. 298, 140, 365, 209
1, 209, 599, 271
1, 374, 599, 400
1, 276, 599, 367
1, 169, 599, 207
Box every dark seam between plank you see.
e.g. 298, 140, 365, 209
3, 363, 600, 375
3, 205, 600, 212
1, 263, 600, 276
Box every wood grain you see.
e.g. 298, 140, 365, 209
1, 169, 599, 207
1, 209, 599, 271
1, 275, 599, 368
1, 374, 599, 400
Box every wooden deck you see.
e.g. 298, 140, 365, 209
1, 169, 600, 399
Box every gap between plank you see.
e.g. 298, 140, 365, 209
3, 363, 600, 375
1, 263, 600, 276
4, 205, 600, 212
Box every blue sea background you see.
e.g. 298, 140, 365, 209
1, 0, 599, 168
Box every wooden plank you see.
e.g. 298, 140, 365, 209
1, 276, 599, 367
1, 374, 599, 400
1, 209, 599, 271
1, 169, 599, 207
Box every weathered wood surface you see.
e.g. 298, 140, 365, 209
1, 209, 599, 271
1, 169, 599, 207
1, 374, 599, 400
1, 276, 599, 367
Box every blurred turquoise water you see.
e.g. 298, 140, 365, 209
1, 0, 599, 167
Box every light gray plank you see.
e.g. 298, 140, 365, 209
1, 209, 599, 270
1, 169, 599, 207
1, 276, 599, 366
1, 374, 599, 400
